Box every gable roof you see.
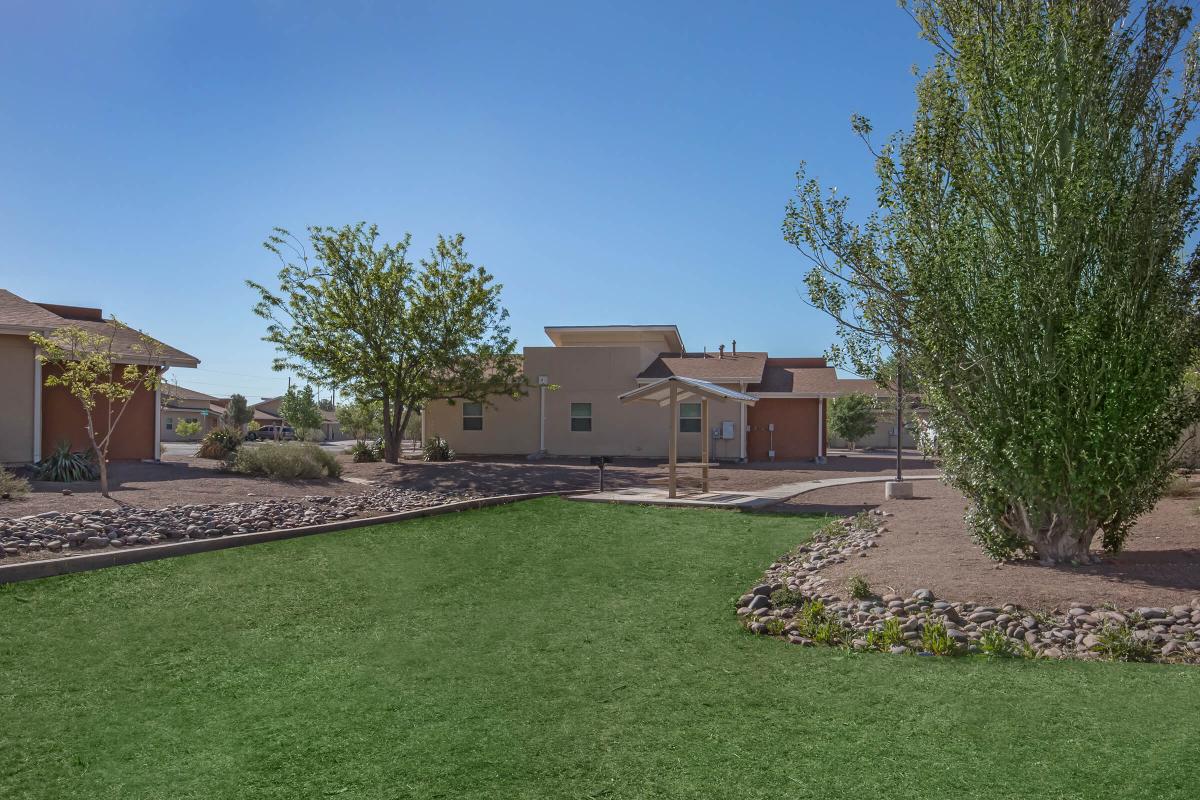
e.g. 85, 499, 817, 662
620, 375, 758, 407
0, 288, 199, 367
749, 358, 840, 394
638, 351, 767, 384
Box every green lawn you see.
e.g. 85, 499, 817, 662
2, 498, 1198, 799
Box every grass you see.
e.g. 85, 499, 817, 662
2, 498, 1200, 799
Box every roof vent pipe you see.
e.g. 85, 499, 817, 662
718, 344, 725, 359
732, 339, 737, 355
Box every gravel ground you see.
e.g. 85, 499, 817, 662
0, 449, 937, 518
783, 478, 1200, 610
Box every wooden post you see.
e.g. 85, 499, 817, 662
700, 397, 710, 493
668, 384, 678, 498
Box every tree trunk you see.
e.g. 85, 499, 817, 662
382, 395, 399, 464
1008, 511, 1099, 564
98, 456, 109, 498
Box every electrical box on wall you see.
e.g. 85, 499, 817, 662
721, 421, 735, 440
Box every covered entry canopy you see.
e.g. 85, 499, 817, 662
619, 376, 758, 497
618, 375, 758, 407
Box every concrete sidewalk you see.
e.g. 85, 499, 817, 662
568, 472, 942, 510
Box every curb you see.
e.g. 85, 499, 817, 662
0, 490, 587, 585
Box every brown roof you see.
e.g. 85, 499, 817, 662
0, 289, 65, 331
835, 378, 890, 397
162, 385, 221, 403
750, 363, 840, 394
0, 288, 199, 367
638, 351, 768, 384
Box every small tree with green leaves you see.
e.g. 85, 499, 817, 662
30, 321, 164, 497
249, 223, 524, 462
279, 384, 323, 441
336, 398, 383, 442
829, 393, 878, 450
226, 393, 253, 431
174, 419, 201, 439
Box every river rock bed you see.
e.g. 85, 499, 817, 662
738, 512, 1200, 664
0, 488, 487, 562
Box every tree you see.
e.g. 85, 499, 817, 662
279, 384, 322, 440
828, 393, 878, 450
336, 398, 383, 442
249, 223, 523, 463
226, 393, 253, 430
30, 321, 164, 497
174, 419, 201, 439
784, 118, 914, 481
794, 0, 1200, 563
317, 398, 334, 412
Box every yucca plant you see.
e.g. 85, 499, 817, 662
198, 427, 243, 460
33, 441, 99, 482
422, 436, 455, 462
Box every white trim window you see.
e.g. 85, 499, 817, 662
679, 403, 701, 433
165, 417, 174, 431
462, 402, 483, 431
570, 403, 592, 432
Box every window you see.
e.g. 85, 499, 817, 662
462, 402, 483, 431
679, 403, 702, 433
165, 417, 174, 430
570, 403, 592, 432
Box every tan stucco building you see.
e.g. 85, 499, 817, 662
424, 325, 854, 463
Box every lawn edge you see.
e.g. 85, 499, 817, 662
0, 490, 588, 584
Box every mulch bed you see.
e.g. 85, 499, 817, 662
778, 479, 1200, 611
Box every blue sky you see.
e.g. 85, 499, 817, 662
0, 1, 930, 400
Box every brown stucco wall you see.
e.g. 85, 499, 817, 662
42, 365, 159, 460
0, 335, 35, 464
746, 398, 823, 462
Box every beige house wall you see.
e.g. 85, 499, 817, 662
0, 335, 35, 464
425, 345, 748, 459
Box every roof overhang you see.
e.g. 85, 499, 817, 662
620, 375, 758, 407
544, 324, 685, 351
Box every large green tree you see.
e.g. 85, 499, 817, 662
791, 0, 1200, 563
279, 384, 323, 440
225, 393, 253, 430
828, 393, 878, 451
249, 223, 523, 462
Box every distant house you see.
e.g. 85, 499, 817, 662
160, 385, 228, 441
0, 288, 199, 465
423, 324, 848, 462
252, 395, 342, 441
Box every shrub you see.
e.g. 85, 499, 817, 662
1095, 623, 1156, 663
422, 436, 455, 462
349, 440, 379, 463
174, 419, 202, 439
920, 621, 958, 656
866, 617, 907, 651
0, 467, 30, 500
978, 627, 1015, 658
1165, 475, 1193, 498
33, 441, 98, 482
198, 427, 243, 460
769, 587, 807, 608
847, 574, 873, 600
230, 443, 342, 480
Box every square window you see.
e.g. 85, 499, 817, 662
462, 402, 483, 431
679, 403, 702, 433
570, 402, 592, 432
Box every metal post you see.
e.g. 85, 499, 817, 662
669, 384, 678, 498
701, 397, 710, 492
895, 356, 904, 482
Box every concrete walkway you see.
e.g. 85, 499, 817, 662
569, 471, 942, 510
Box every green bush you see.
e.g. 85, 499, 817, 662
847, 574, 873, 600
422, 436, 455, 462
866, 617, 906, 651
33, 441, 99, 482
350, 440, 379, 463
174, 419, 202, 439
920, 621, 958, 656
1095, 623, 1156, 663
978, 628, 1015, 658
198, 427, 243, 460
768, 587, 807, 608
230, 443, 342, 480
0, 467, 30, 500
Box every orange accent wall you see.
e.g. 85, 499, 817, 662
746, 398, 824, 462
41, 365, 159, 461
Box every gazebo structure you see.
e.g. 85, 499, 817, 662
618, 375, 758, 498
